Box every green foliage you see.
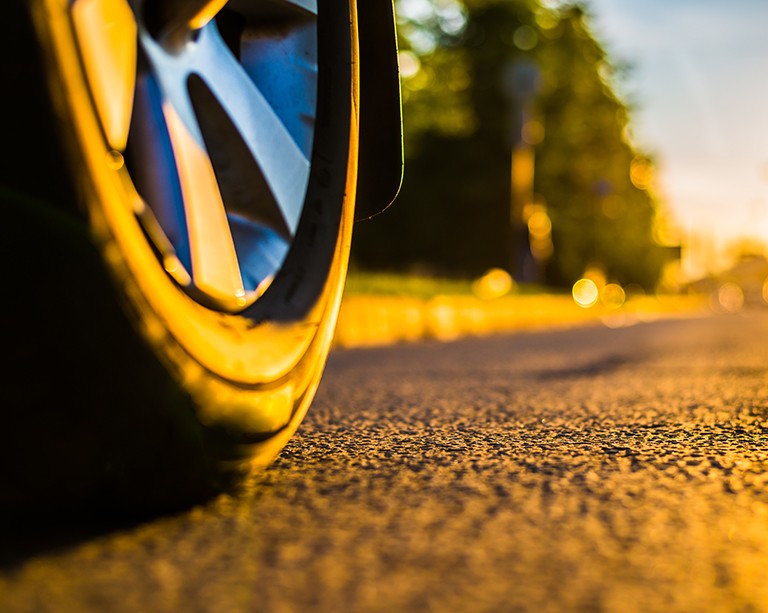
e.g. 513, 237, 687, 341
352, 0, 672, 291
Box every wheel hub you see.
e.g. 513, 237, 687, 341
70, 0, 319, 312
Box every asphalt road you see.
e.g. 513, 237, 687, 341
2, 312, 768, 612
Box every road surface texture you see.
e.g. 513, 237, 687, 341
2, 312, 767, 612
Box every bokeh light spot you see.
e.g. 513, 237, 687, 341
630, 157, 653, 190
601, 283, 626, 309
527, 209, 551, 239
717, 282, 744, 313
398, 50, 421, 79
522, 120, 545, 145
473, 268, 515, 300
513, 25, 538, 50
573, 278, 599, 308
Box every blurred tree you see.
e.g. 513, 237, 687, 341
351, 0, 671, 291
532, 4, 668, 288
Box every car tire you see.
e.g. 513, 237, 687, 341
1, 0, 359, 513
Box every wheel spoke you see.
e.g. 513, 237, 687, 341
139, 21, 311, 236
134, 4, 318, 308
191, 24, 311, 235
163, 101, 247, 310
71, 0, 137, 152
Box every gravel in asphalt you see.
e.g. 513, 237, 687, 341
1, 313, 767, 612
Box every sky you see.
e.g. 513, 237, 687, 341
582, 0, 768, 272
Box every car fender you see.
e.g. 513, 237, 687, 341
354, 0, 404, 220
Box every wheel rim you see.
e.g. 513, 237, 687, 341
70, 0, 319, 313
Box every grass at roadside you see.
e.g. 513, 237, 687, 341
343, 271, 474, 299
343, 270, 553, 299
335, 271, 710, 348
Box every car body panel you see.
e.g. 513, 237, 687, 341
354, 0, 403, 220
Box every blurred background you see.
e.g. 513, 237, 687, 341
347, 0, 768, 311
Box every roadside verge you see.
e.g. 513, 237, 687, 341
333, 293, 709, 348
